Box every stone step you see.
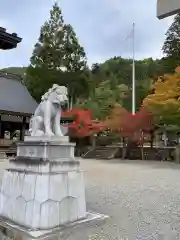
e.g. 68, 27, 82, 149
83, 147, 118, 159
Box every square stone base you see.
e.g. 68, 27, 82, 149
9, 158, 80, 173
0, 168, 86, 229
17, 141, 76, 160
0, 212, 109, 239
24, 136, 70, 143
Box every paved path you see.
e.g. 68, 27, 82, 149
1, 159, 180, 239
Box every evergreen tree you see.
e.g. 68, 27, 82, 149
162, 13, 180, 73
26, 2, 89, 102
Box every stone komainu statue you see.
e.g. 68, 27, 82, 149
29, 84, 68, 137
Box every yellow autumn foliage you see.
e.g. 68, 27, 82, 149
104, 103, 126, 131
143, 68, 180, 124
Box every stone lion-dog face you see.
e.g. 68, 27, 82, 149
29, 84, 68, 137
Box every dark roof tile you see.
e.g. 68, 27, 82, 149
0, 73, 37, 116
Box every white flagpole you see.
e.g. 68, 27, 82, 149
132, 23, 136, 115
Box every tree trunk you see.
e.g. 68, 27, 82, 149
122, 138, 127, 159
150, 130, 154, 148
90, 135, 96, 150
141, 145, 144, 160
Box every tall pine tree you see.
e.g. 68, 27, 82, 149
26, 2, 89, 102
162, 13, 180, 73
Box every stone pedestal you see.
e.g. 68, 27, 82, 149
0, 212, 108, 240
0, 136, 87, 230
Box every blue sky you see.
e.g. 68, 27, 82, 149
0, 0, 173, 68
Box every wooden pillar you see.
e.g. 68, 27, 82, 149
20, 116, 26, 141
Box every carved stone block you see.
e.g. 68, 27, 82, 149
0, 169, 86, 229
24, 135, 69, 142
17, 141, 75, 160
9, 159, 80, 173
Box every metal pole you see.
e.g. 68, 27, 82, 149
132, 23, 136, 115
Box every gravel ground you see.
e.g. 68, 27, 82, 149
1, 159, 180, 239
73, 159, 180, 240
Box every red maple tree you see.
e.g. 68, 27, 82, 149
62, 109, 106, 137
62, 105, 154, 145
105, 105, 154, 144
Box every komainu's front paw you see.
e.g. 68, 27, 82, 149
46, 131, 54, 136
56, 131, 64, 137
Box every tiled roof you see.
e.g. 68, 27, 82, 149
0, 72, 37, 116
0, 27, 22, 50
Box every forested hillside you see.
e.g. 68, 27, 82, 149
88, 57, 167, 114
0, 57, 169, 118
1, 67, 27, 77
